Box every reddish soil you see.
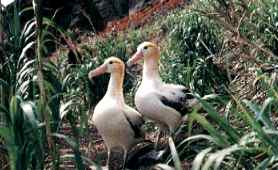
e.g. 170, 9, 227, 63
99, 0, 187, 35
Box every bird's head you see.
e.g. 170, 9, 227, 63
88, 57, 125, 79
127, 42, 160, 66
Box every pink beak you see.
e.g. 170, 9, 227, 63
88, 64, 107, 79
127, 50, 144, 66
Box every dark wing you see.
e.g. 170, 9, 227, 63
160, 95, 186, 114
122, 107, 145, 138
123, 113, 144, 138
159, 86, 194, 115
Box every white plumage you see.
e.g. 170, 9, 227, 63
127, 42, 197, 139
89, 57, 144, 168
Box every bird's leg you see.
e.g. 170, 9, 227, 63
169, 130, 174, 140
172, 129, 180, 144
122, 150, 127, 170
174, 125, 183, 137
155, 127, 163, 150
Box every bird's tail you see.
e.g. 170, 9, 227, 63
126, 142, 166, 169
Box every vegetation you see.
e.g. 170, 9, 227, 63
0, 0, 278, 169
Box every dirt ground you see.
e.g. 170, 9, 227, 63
54, 119, 195, 170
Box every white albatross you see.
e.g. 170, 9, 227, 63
127, 42, 198, 146
88, 57, 145, 169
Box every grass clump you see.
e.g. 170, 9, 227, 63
161, 0, 278, 169
160, 11, 229, 96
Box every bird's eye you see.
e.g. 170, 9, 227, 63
109, 61, 113, 64
143, 46, 148, 50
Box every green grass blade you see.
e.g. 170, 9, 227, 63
192, 147, 212, 170
177, 134, 216, 150
213, 145, 241, 170
196, 95, 239, 143
190, 112, 228, 146
0, 127, 17, 170
243, 100, 278, 155
168, 136, 182, 170
52, 133, 85, 170
258, 98, 275, 129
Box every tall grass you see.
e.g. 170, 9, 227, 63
0, 1, 95, 169
0, 0, 277, 169
184, 85, 278, 169
33, 0, 54, 152
161, 0, 278, 169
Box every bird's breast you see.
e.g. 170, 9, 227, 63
135, 85, 153, 105
93, 98, 123, 120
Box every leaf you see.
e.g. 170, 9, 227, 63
17, 60, 35, 78
0, 127, 12, 142
0, 104, 8, 114
177, 134, 216, 150
62, 74, 74, 90
195, 95, 239, 143
17, 41, 35, 66
243, 99, 261, 119
239, 132, 260, 146
255, 157, 272, 170
0, 79, 9, 88
201, 145, 240, 170
168, 137, 182, 170
20, 101, 39, 128
190, 112, 228, 146
43, 79, 56, 94
192, 147, 212, 170
213, 145, 241, 170
0, 128, 17, 170
24, 31, 36, 43
258, 98, 275, 129
17, 67, 33, 85
19, 6, 34, 16
43, 61, 59, 74
52, 132, 86, 170
52, 133, 77, 149
82, 155, 102, 170
20, 19, 36, 40
17, 79, 31, 95
255, 155, 278, 170
43, 69, 62, 93
59, 100, 73, 119
242, 100, 278, 154
9, 96, 19, 125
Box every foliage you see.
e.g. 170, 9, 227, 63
0, 2, 95, 169
160, 11, 229, 96
184, 84, 278, 170
1, 0, 278, 169
0, 96, 44, 170
163, 0, 278, 169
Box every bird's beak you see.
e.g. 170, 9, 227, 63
88, 64, 107, 79
126, 50, 144, 67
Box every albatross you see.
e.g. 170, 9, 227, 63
89, 57, 145, 169
127, 42, 197, 147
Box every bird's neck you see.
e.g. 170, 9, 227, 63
142, 58, 161, 84
106, 71, 124, 101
